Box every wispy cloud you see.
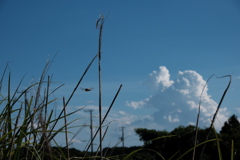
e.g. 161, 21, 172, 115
126, 97, 150, 109
127, 66, 229, 130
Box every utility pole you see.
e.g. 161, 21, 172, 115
120, 126, 125, 156
84, 109, 94, 155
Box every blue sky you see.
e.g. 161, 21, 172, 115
1, 0, 240, 150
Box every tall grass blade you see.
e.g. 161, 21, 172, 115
63, 97, 70, 160
9, 105, 22, 160
84, 84, 122, 156
7, 72, 12, 144
123, 148, 165, 160
199, 75, 231, 160
97, 13, 105, 160
0, 63, 9, 93
52, 138, 67, 160
33, 56, 55, 109
49, 53, 98, 137
231, 140, 234, 160
177, 139, 221, 160
169, 151, 180, 160
151, 135, 177, 141
213, 126, 222, 160
193, 74, 214, 160
94, 126, 109, 159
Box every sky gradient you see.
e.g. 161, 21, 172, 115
1, 0, 240, 150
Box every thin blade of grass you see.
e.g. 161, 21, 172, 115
199, 75, 231, 160
123, 148, 165, 160
97, 13, 105, 160
151, 135, 177, 141
213, 126, 223, 160
169, 151, 180, 160
9, 104, 22, 160
231, 140, 234, 160
63, 97, 70, 160
0, 63, 9, 93
49, 53, 98, 137
7, 72, 12, 142
178, 139, 221, 160
95, 126, 109, 158
193, 74, 214, 160
84, 84, 122, 156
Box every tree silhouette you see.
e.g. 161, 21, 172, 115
220, 114, 240, 159
135, 125, 221, 160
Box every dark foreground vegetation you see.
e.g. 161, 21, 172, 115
14, 114, 240, 160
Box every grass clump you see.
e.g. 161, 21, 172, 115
0, 59, 86, 160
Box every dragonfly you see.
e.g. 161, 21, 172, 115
80, 87, 94, 92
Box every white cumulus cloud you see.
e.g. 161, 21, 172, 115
127, 66, 229, 130
143, 66, 174, 91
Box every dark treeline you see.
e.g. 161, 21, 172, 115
19, 114, 240, 159
133, 114, 240, 159
101, 114, 240, 159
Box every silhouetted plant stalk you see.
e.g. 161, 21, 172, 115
97, 13, 105, 160
49, 53, 98, 138
63, 97, 70, 160
231, 140, 234, 160
0, 62, 9, 93
194, 75, 232, 160
192, 74, 214, 160
84, 84, 122, 158
95, 126, 109, 159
